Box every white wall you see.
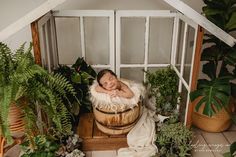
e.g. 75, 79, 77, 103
1, 0, 205, 50
55, 0, 204, 13
0, 0, 46, 50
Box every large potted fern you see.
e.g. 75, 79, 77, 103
0, 42, 78, 144
190, 0, 236, 132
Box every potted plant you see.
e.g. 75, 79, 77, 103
190, 0, 236, 132
0, 42, 78, 143
154, 123, 193, 157
145, 66, 180, 122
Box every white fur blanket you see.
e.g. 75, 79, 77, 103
90, 79, 145, 112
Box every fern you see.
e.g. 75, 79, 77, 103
0, 42, 77, 144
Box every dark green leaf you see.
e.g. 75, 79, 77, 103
230, 142, 236, 156
202, 62, 217, 79
226, 12, 236, 31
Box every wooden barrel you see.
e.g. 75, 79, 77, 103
93, 103, 141, 135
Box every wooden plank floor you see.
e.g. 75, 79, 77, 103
77, 113, 128, 151
4, 121, 236, 157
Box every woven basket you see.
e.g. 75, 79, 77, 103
93, 103, 142, 135
192, 98, 234, 132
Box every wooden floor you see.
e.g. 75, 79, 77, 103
4, 124, 236, 157
83, 124, 236, 157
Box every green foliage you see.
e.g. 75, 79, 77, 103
190, 0, 236, 117
21, 135, 60, 157
54, 57, 96, 115
156, 123, 193, 157
190, 77, 231, 116
223, 141, 236, 157
145, 66, 180, 115
0, 42, 77, 143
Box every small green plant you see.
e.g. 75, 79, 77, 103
54, 57, 96, 114
21, 135, 60, 157
223, 141, 236, 157
145, 66, 180, 115
156, 123, 193, 157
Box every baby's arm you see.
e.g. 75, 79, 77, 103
115, 82, 134, 99
95, 85, 116, 97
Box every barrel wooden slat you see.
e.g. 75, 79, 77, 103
93, 103, 142, 135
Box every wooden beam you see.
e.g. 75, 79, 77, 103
163, 0, 236, 47
0, 0, 66, 41
186, 26, 204, 127
31, 21, 42, 65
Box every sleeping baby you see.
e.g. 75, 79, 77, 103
95, 69, 134, 99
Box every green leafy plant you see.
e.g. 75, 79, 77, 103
145, 66, 180, 115
190, 0, 236, 117
54, 58, 96, 130
21, 135, 60, 157
56, 133, 84, 157
0, 42, 77, 143
54, 57, 96, 115
156, 123, 193, 157
223, 141, 236, 157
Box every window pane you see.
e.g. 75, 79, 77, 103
84, 17, 109, 65
148, 18, 174, 64
183, 25, 195, 84
55, 17, 81, 65
120, 68, 144, 83
175, 20, 185, 72
179, 84, 189, 123
121, 18, 145, 64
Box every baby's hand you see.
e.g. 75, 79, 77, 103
107, 90, 117, 97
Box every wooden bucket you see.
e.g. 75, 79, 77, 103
93, 103, 141, 135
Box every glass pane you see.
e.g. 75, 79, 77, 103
84, 17, 109, 65
120, 68, 144, 83
55, 17, 81, 65
121, 18, 145, 64
175, 20, 185, 72
183, 25, 195, 84
179, 84, 189, 123
148, 18, 174, 64
147, 67, 167, 73
39, 26, 46, 68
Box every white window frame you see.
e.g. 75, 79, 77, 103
115, 10, 177, 81
53, 10, 115, 71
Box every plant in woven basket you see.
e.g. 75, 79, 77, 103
155, 123, 193, 157
190, 0, 236, 117
0, 42, 78, 143
145, 66, 180, 116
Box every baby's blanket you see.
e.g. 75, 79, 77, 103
117, 107, 158, 157
90, 79, 145, 112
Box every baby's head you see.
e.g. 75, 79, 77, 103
97, 69, 119, 91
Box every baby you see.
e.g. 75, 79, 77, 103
95, 69, 134, 99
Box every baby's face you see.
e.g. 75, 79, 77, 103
99, 72, 119, 91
